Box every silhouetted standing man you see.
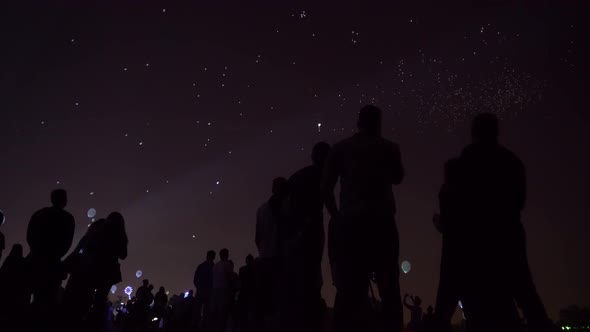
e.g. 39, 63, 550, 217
238, 254, 256, 332
459, 113, 552, 332
286, 141, 331, 331
255, 177, 288, 332
194, 250, 216, 331
323, 105, 404, 332
211, 248, 234, 332
26, 189, 75, 330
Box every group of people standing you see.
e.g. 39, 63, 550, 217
0, 104, 555, 332
0, 189, 128, 332
247, 105, 554, 332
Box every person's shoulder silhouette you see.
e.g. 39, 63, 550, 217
288, 142, 331, 219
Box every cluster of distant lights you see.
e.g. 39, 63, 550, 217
561, 327, 590, 331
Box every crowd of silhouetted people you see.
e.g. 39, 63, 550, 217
0, 105, 557, 332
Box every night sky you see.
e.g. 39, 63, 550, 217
0, 1, 588, 321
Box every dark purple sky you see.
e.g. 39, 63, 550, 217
0, 0, 588, 321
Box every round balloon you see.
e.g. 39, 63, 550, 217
87, 208, 97, 219
136, 270, 143, 278
124, 286, 133, 297
111, 285, 117, 294
401, 260, 412, 274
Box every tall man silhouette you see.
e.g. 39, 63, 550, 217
323, 105, 404, 332
285, 141, 331, 331
255, 177, 288, 332
460, 113, 552, 332
26, 189, 76, 329
194, 250, 216, 332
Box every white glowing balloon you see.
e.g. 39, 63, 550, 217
111, 285, 117, 294
401, 260, 412, 274
136, 270, 143, 278
124, 286, 133, 297
458, 300, 463, 309
87, 208, 97, 219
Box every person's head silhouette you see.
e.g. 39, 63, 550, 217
271, 177, 288, 196
245, 254, 254, 265
220, 248, 229, 261
106, 212, 126, 236
51, 189, 68, 209
311, 142, 331, 168
427, 305, 434, 315
159, 286, 165, 293
357, 105, 382, 136
142, 279, 149, 287
206, 250, 216, 262
471, 112, 499, 145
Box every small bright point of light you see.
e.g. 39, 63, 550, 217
458, 300, 463, 309
204, 67, 208, 71
162, 8, 166, 13
75, 102, 79, 106
139, 142, 143, 146
145, 63, 150, 67
136, 270, 143, 278
90, 192, 94, 196
207, 122, 211, 126
216, 181, 220, 185
152, 317, 159, 322
146, 189, 150, 193
41, 121, 45, 125
192, 235, 196, 238
123, 67, 128, 71
410, 19, 413, 23
184, 291, 190, 298
56, 181, 60, 184
70, 38, 75, 43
